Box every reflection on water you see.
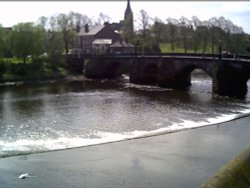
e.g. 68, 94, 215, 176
0, 74, 249, 157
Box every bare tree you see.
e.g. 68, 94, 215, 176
94, 12, 111, 25
37, 16, 48, 29
200, 21, 210, 54
209, 17, 220, 54
57, 13, 76, 55
166, 17, 178, 52
152, 17, 165, 45
191, 16, 202, 53
68, 12, 92, 32
139, 9, 150, 41
179, 16, 192, 53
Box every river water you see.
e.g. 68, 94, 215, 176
0, 73, 250, 157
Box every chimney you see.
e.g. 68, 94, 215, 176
85, 24, 89, 33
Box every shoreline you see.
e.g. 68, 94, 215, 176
0, 116, 250, 188
0, 74, 87, 87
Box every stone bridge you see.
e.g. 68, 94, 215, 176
84, 54, 250, 98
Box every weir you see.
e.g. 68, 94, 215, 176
84, 54, 250, 98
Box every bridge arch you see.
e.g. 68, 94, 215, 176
189, 68, 213, 92
179, 65, 213, 87
157, 61, 213, 89
104, 61, 124, 78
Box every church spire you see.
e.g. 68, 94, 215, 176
123, 0, 134, 41
125, 0, 132, 19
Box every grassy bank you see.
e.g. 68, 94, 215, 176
160, 43, 218, 53
0, 57, 69, 83
201, 145, 250, 188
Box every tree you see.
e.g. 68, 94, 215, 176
166, 18, 178, 52
96, 12, 111, 25
46, 30, 65, 70
200, 21, 210, 54
68, 12, 92, 32
138, 9, 150, 41
37, 16, 48, 29
179, 16, 192, 53
11, 22, 47, 64
0, 25, 5, 57
209, 17, 221, 54
32, 25, 47, 58
136, 9, 153, 52
152, 18, 165, 45
45, 16, 65, 70
11, 23, 36, 64
57, 13, 76, 55
191, 16, 202, 53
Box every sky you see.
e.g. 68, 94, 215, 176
0, 1, 250, 33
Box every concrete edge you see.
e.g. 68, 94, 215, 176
200, 145, 250, 188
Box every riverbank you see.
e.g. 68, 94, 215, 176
201, 145, 250, 188
0, 74, 87, 87
0, 116, 249, 188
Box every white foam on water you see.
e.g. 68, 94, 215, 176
124, 83, 173, 91
0, 109, 250, 158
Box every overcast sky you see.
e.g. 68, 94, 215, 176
0, 1, 250, 33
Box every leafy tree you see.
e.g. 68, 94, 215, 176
0, 25, 5, 57
11, 22, 47, 64
0, 26, 12, 58
11, 23, 36, 64
46, 30, 65, 70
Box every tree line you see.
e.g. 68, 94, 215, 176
1, 10, 250, 66
135, 10, 250, 55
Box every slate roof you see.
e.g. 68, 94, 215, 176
78, 25, 105, 36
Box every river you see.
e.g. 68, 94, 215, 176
0, 73, 250, 157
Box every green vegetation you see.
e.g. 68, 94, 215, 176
0, 57, 68, 82
159, 43, 218, 53
201, 146, 250, 188
0, 12, 77, 83
131, 13, 250, 55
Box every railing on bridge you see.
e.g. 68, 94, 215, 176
95, 52, 250, 62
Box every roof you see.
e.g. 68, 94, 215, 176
92, 39, 112, 45
78, 25, 105, 36
110, 40, 134, 48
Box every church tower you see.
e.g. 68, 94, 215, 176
123, 0, 134, 41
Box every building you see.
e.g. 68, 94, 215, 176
110, 40, 134, 54
92, 39, 112, 54
72, 0, 134, 56
73, 23, 121, 56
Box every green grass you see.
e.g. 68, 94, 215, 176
1, 57, 32, 64
160, 43, 218, 54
